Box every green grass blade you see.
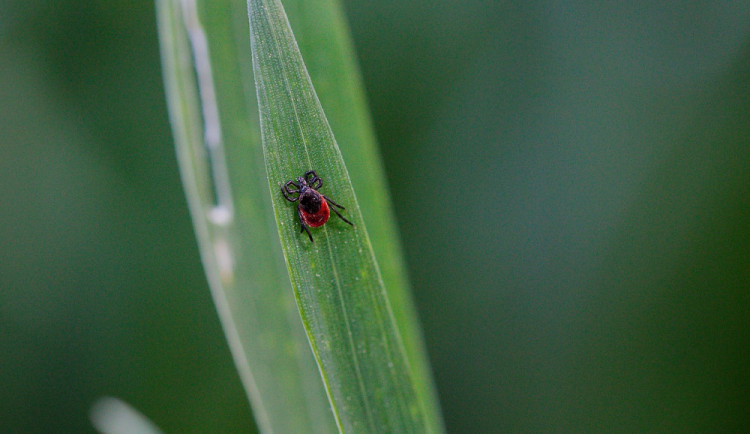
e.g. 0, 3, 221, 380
284, 2, 445, 431
156, 0, 337, 431
248, 0, 442, 431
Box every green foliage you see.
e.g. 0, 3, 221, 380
158, 0, 442, 431
9, 1, 749, 432
157, 0, 336, 431
248, 0, 442, 431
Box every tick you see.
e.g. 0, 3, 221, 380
280, 170, 353, 242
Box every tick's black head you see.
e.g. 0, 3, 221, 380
299, 189, 322, 213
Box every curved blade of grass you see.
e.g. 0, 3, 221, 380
157, 0, 337, 432
248, 0, 441, 431
284, 2, 445, 431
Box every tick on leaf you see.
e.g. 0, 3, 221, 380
280, 170, 353, 242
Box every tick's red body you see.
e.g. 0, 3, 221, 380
299, 193, 330, 228
280, 170, 353, 242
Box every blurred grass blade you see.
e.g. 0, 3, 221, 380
156, 0, 337, 432
248, 0, 443, 431
90, 396, 163, 434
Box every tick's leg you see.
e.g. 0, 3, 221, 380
285, 180, 301, 192
304, 170, 322, 189
280, 184, 292, 201
325, 198, 354, 226
298, 208, 314, 242
304, 170, 317, 181
281, 187, 296, 202
281, 181, 300, 201
322, 194, 345, 209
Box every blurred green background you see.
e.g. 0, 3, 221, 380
2, 1, 750, 432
